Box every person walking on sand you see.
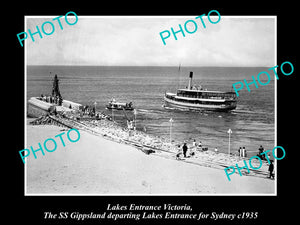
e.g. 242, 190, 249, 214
182, 143, 188, 158
268, 160, 274, 179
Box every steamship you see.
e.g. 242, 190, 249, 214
163, 72, 237, 111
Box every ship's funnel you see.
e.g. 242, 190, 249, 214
188, 71, 193, 90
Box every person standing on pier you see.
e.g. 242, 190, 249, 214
176, 144, 181, 160
268, 160, 274, 179
192, 139, 197, 149
214, 147, 218, 154
197, 141, 202, 151
182, 143, 188, 158
238, 147, 242, 157
258, 145, 265, 160
198, 141, 202, 148
242, 147, 246, 158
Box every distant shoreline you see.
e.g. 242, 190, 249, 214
27, 65, 271, 69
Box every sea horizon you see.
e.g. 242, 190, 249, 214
27, 64, 272, 68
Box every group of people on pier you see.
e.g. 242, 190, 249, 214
175, 139, 204, 159
40, 94, 63, 105
175, 141, 270, 161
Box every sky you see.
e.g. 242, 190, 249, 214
25, 16, 276, 67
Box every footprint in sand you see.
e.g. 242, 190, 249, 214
142, 180, 148, 187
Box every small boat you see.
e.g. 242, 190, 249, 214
106, 99, 134, 111
164, 71, 237, 112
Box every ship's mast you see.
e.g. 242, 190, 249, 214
187, 71, 193, 90
177, 63, 181, 90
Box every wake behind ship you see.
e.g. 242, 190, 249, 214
163, 71, 237, 112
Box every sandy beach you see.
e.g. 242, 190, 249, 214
25, 121, 275, 195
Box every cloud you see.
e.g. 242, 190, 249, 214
26, 16, 275, 67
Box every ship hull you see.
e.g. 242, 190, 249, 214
163, 95, 236, 112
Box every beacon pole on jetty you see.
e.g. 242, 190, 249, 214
227, 128, 232, 155
133, 109, 137, 130
169, 118, 174, 143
